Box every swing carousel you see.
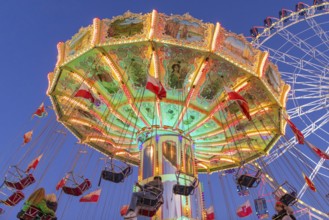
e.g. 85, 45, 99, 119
46, 10, 290, 219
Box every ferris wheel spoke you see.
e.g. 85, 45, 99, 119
289, 88, 326, 100
289, 93, 327, 100
305, 17, 329, 51
298, 146, 329, 199
286, 98, 329, 118
266, 111, 329, 164
290, 147, 329, 172
260, 45, 327, 74
281, 71, 328, 83
278, 29, 329, 66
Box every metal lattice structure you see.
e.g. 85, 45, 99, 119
249, 1, 329, 218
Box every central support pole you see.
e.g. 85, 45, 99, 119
137, 131, 203, 220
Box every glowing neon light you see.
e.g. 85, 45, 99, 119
211, 22, 221, 51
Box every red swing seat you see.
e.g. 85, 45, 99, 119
19, 206, 40, 220
19, 206, 54, 220
62, 178, 91, 196
2, 191, 24, 206
4, 174, 35, 190
138, 209, 157, 217
138, 198, 163, 217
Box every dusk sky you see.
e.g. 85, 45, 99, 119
1, 1, 328, 219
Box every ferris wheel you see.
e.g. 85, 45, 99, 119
249, 0, 329, 207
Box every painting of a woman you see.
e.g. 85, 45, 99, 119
168, 63, 187, 89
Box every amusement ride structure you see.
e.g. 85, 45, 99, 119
48, 9, 289, 219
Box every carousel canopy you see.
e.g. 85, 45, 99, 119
47, 10, 289, 172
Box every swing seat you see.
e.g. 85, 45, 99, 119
173, 185, 194, 196
18, 206, 54, 220
173, 171, 199, 196
137, 197, 163, 217
236, 169, 261, 188
136, 186, 163, 217
4, 174, 35, 190
279, 192, 297, 206
237, 175, 260, 188
173, 178, 199, 196
19, 206, 40, 220
62, 179, 91, 196
138, 209, 157, 217
273, 181, 297, 206
2, 191, 24, 206
101, 166, 132, 183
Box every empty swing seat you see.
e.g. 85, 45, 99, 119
173, 178, 199, 196
237, 175, 259, 188
2, 191, 24, 206
4, 174, 35, 190
101, 166, 132, 183
62, 179, 91, 196
173, 185, 194, 196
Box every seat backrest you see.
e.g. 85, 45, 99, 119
4, 174, 35, 191
20, 174, 36, 188
63, 179, 91, 196
62, 185, 82, 196
138, 209, 157, 217
138, 196, 163, 216
138, 197, 158, 207
173, 184, 194, 196
20, 206, 41, 220
79, 179, 91, 192
4, 191, 25, 206
101, 170, 124, 183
